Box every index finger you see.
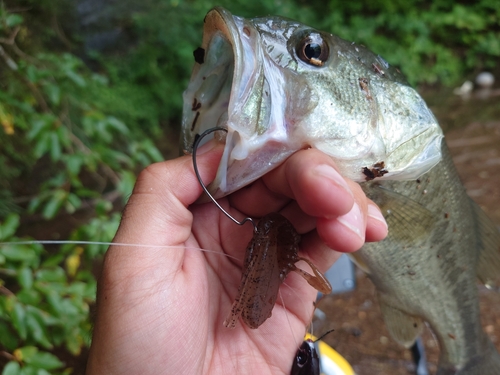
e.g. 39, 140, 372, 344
229, 148, 355, 219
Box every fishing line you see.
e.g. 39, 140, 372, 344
281, 278, 323, 352
0, 241, 240, 260
278, 287, 299, 350
192, 126, 257, 232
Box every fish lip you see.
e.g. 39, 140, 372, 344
182, 7, 277, 198
181, 7, 241, 153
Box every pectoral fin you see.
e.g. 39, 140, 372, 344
472, 199, 500, 287
378, 298, 424, 348
364, 184, 436, 243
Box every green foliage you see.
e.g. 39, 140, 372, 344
311, 0, 500, 85
0, 213, 99, 374
0, 1, 152, 372
0, 0, 499, 373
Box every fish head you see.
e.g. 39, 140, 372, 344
182, 7, 443, 198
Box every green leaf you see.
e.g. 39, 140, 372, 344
16, 289, 41, 306
17, 267, 33, 290
65, 154, 84, 176
19, 366, 37, 375
41, 190, 67, 220
1, 246, 37, 262
94, 199, 113, 216
43, 84, 61, 106
6, 14, 23, 28
49, 132, 62, 161
117, 171, 136, 199
0, 321, 19, 350
25, 65, 38, 84
15, 346, 37, 362
0, 213, 20, 240
65, 71, 86, 87
40, 253, 65, 267
2, 361, 21, 375
66, 193, 82, 211
27, 117, 50, 140
143, 141, 164, 163
66, 335, 84, 356
35, 267, 66, 283
33, 132, 51, 159
26, 311, 52, 348
27, 197, 42, 214
45, 291, 62, 317
11, 302, 27, 340
106, 116, 129, 134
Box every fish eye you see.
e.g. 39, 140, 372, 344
296, 32, 329, 67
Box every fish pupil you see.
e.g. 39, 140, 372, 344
295, 31, 329, 65
304, 43, 321, 59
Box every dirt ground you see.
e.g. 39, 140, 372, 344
313, 87, 500, 375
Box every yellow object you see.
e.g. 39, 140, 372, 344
305, 333, 355, 375
0, 104, 14, 135
65, 246, 83, 277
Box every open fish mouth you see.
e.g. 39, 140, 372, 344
182, 7, 444, 198
182, 7, 292, 198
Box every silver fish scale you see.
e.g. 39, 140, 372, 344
355, 144, 500, 373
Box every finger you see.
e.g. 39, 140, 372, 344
315, 179, 368, 253
227, 178, 291, 217
100, 140, 225, 287
263, 149, 355, 218
279, 200, 316, 234
365, 202, 388, 242
115, 140, 224, 247
228, 149, 356, 219
299, 230, 343, 272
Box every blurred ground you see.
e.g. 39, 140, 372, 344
313, 86, 500, 375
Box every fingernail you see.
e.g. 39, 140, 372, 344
313, 164, 353, 199
367, 204, 388, 230
196, 139, 218, 155
337, 203, 364, 240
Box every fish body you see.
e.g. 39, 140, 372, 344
355, 143, 500, 374
181, 7, 500, 373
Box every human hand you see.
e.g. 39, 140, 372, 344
86, 140, 387, 375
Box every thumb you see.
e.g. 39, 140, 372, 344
114, 139, 224, 248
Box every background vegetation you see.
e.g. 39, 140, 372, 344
0, 0, 498, 373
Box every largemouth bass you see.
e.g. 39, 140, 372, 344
181, 7, 443, 197
181, 7, 500, 374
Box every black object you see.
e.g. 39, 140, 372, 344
291, 339, 320, 375
411, 337, 429, 375
193, 47, 205, 64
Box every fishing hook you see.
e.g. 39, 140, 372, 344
192, 127, 257, 232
